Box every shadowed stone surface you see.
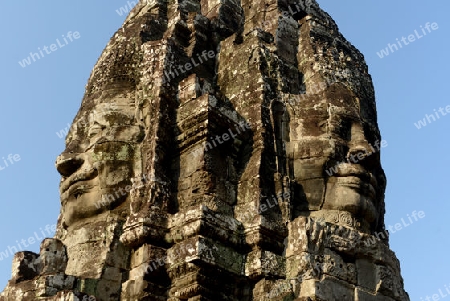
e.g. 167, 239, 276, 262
1, 0, 409, 300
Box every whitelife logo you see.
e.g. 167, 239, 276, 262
376, 22, 439, 58
364, 210, 425, 247
0, 224, 56, 261
420, 283, 450, 301
414, 105, 450, 129
164, 50, 216, 83
18, 31, 81, 68
116, 0, 138, 16
0, 154, 21, 172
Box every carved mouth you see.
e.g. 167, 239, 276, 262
336, 175, 377, 199
67, 181, 96, 200
60, 168, 99, 195
333, 165, 378, 199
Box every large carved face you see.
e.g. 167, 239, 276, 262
289, 83, 386, 230
55, 98, 143, 229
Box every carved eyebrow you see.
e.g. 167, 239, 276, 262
89, 120, 105, 128
65, 124, 76, 145
65, 132, 72, 145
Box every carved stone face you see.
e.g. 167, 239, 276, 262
55, 98, 143, 229
289, 83, 386, 230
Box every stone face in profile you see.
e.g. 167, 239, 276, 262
288, 82, 387, 232
56, 101, 143, 228
53, 97, 145, 288
1, 0, 409, 300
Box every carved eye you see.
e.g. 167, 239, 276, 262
88, 124, 103, 138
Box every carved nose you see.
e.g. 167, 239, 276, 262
55, 153, 84, 177
347, 145, 368, 160
346, 141, 378, 169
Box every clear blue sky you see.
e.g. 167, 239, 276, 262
0, 1, 447, 300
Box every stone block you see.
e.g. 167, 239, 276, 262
10, 251, 39, 284
299, 276, 354, 301
167, 235, 243, 274
130, 244, 167, 270
39, 238, 68, 275
245, 249, 285, 278
355, 288, 396, 301
356, 259, 377, 292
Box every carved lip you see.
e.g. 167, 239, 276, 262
65, 182, 96, 203
336, 176, 376, 198
60, 168, 98, 195
334, 167, 377, 199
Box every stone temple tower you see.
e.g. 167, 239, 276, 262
1, 0, 409, 300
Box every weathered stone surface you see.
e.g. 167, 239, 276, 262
1, 0, 409, 300
9, 251, 39, 285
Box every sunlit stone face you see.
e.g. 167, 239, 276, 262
55, 99, 144, 229
289, 83, 386, 230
